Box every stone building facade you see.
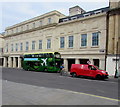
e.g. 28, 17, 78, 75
3, 6, 109, 72
106, 1, 120, 76
0, 34, 4, 66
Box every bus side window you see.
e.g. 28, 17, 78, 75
43, 54, 46, 58
45, 54, 47, 57
46, 53, 49, 57
39, 54, 42, 57
50, 53, 53, 57
35, 54, 39, 57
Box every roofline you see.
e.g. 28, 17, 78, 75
59, 6, 109, 23
58, 12, 107, 26
5, 10, 65, 30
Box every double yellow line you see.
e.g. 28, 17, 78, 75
62, 89, 120, 102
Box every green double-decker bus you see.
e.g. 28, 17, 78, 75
22, 52, 63, 72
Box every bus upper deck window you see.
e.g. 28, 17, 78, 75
39, 54, 42, 57
44, 53, 47, 58
35, 54, 39, 57
49, 53, 53, 57
55, 54, 61, 58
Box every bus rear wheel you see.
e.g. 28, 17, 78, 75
27, 68, 30, 71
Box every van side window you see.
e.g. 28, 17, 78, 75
88, 65, 96, 70
88, 65, 92, 70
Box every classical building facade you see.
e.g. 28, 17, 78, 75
2, 1, 120, 76
3, 11, 65, 68
0, 34, 4, 66
3, 6, 109, 72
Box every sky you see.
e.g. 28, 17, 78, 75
0, 0, 109, 33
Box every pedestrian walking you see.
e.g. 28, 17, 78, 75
60, 64, 65, 75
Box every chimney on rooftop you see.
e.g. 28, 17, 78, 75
69, 5, 86, 16
109, 0, 120, 9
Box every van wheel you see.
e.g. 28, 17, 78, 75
96, 75, 102, 80
72, 73, 77, 77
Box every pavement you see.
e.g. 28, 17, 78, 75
1, 67, 120, 105
2, 80, 119, 105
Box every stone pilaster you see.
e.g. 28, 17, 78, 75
3, 57, 7, 67
89, 58, 94, 65
13, 57, 16, 68
75, 58, 80, 64
99, 59, 105, 70
64, 58, 68, 71
8, 57, 12, 67
18, 57, 21, 68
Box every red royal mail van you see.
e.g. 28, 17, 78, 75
70, 64, 108, 79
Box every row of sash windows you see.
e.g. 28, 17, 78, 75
9, 40, 45, 52
7, 18, 52, 35
60, 32, 99, 48
6, 32, 99, 52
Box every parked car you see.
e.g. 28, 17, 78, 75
70, 64, 109, 79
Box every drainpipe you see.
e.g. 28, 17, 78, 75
105, 10, 109, 71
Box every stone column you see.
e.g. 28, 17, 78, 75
18, 57, 21, 68
75, 58, 80, 64
13, 57, 16, 68
114, 15, 119, 54
89, 58, 94, 65
3, 57, 7, 67
99, 59, 105, 70
64, 58, 68, 71
8, 57, 12, 68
